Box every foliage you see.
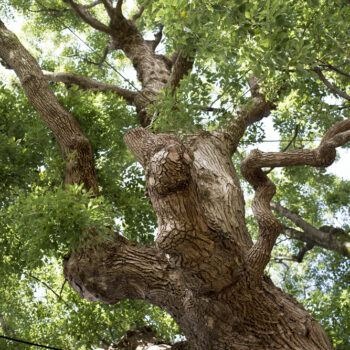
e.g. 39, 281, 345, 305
0, 0, 349, 349
268, 249, 350, 349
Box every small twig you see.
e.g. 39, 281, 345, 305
27, 273, 69, 308
313, 67, 350, 102
28, 273, 61, 300
193, 104, 227, 113
273, 258, 292, 269
59, 280, 67, 297
30, 0, 102, 18
317, 59, 350, 79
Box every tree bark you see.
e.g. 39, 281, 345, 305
0, 20, 99, 194
1, 5, 343, 349
64, 128, 334, 350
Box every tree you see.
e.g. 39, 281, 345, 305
0, 0, 349, 349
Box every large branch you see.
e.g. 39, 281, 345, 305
44, 71, 137, 104
224, 75, 275, 153
62, 0, 113, 34
0, 20, 98, 194
63, 231, 172, 307
61, 0, 174, 126
100, 0, 114, 18
241, 117, 350, 280
271, 202, 350, 258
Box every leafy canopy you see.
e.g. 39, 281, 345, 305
0, 0, 349, 349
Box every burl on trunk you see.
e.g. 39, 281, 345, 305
64, 128, 334, 350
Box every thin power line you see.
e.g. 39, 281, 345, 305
240, 139, 321, 143
0, 335, 64, 350
34, 0, 151, 102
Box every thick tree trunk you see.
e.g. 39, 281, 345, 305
64, 128, 333, 350
1, 6, 346, 349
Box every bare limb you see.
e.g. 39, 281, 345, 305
224, 76, 275, 153
63, 231, 172, 306
131, 6, 145, 24
271, 202, 350, 258
27, 273, 68, 303
65, 45, 110, 68
59, 280, 67, 297
87, 45, 110, 67
313, 67, 350, 102
44, 71, 137, 104
243, 74, 276, 127
294, 242, 315, 262
62, 0, 113, 34
241, 117, 350, 280
0, 19, 99, 194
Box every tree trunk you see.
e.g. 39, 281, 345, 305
64, 128, 333, 350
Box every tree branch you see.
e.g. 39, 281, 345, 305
271, 202, 350, 258
317, 60, 350, 79
101, 0, 115, 18
44, 71, 137, 104
63, 231, 172, 306
131, 6, 145, 24
62, 0, 113, 34
0, 19, 99, 194
152, 26, 163, 52
169, 50, 194, 91
224, 75, 275, 153
27, 273, 62, 300
116, 0, 124, 16
31, 0, 103, 18
240, 117, 350, 280
313, 67, 350, 102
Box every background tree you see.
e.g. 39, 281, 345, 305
0, 0, 349, 349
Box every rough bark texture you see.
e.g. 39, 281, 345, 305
64, 127, 335, 349
2, 3, 348, 349
107, 327, 171, 350
0, 20, 99, 195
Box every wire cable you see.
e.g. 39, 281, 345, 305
0, 335, 64, 350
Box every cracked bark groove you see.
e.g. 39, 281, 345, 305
1, 2, 347, 349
